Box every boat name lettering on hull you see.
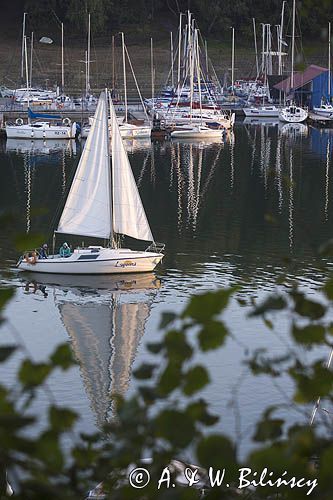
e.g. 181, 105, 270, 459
115, 260, 137, 268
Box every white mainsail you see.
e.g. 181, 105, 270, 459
110, 95, 154, 242
57, 93, 112, 239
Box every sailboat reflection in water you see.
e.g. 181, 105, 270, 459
18, 90, 164, 274
34, 273, 161, 427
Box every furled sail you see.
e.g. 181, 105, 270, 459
57, 92, 112, 239
110, 95, 154, 242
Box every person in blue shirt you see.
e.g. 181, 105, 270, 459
39, 243, 48, 259
59, 242, 71, 258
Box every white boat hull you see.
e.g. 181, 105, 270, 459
81, 124, 152, 139
279, 106, 308, 123
170, 126, 222, 139
6, 123, 75, 139
312, 106, 333, 116
243, 107, 280, 117
18, 247, 163, 275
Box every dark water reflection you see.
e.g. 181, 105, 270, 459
0, 123, 332, 457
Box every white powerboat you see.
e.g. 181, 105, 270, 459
312, 103, 333, 116
279, 104, 308, 123
18, 90, 164, 274
6, 108, 77, 139
6, 120, 77, 139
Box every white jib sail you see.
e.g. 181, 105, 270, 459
57, 93, 112, 239
110, 95, 154, 242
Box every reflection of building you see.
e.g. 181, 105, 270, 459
52, 274, 160, 428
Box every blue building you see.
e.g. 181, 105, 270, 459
274, 65, 333, 109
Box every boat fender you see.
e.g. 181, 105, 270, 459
24, 251, 37, 265
15, 118, 23, 125
63, 117, 71, 126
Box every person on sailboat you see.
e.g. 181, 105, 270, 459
39, 243, 48, 259
59, 242, 71, 258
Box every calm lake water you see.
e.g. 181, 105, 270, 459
0, 121, 332, 460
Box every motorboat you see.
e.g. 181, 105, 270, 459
279, 104, 308, 123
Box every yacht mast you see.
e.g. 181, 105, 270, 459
231, 27, 235, 95
278, 1, 286, 75
121, 32, 128, 122
170, 31, 174, 88
61, 22, 64, 91
253, 18, 259, 76
87, 13, 91, 95
329, 21, 331, 97
291, 0, 296, 90
24, 36, 30, 110
21, 12, 27, 81
150, 38, 154, 106
29, 32, 33, 89
177, 13, 182, 95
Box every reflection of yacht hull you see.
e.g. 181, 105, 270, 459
22, 272, 161, 291
243, 117, 279, 126
6, 138, 74, 154
18, 247, 163, 274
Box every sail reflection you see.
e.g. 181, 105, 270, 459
31, 273, 160, 428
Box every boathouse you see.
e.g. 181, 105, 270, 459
273, 65, 333, 108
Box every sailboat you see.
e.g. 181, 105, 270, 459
170, 25, 223, 140
17, 90, 164, 274
278, 0, 308, 124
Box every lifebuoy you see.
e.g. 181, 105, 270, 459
16, 118, 23, 125
63, 117, 71, 126
24, 251, 37, 265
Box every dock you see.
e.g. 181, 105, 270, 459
308, 112, 333, 127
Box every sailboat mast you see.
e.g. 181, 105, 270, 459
231, 27, 235, 95
112, 35, 115, 90
87, 13, 91, 95
195, 30, 203, 125
121, 32, 128, 122
291, 0, 295, 90
61, 22, 64, 91
170, 32, 174, 88
253, 18, 259, 76
177, 13, 182, 95
205, 40, 208, 78
329, 21, 331, 97
29, 32, 33, 89
278, 1, 286, 75
21, 12, 27, 81
105, 90, 113, 246
24, 36, 30, 110
150, 38, 154, 105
